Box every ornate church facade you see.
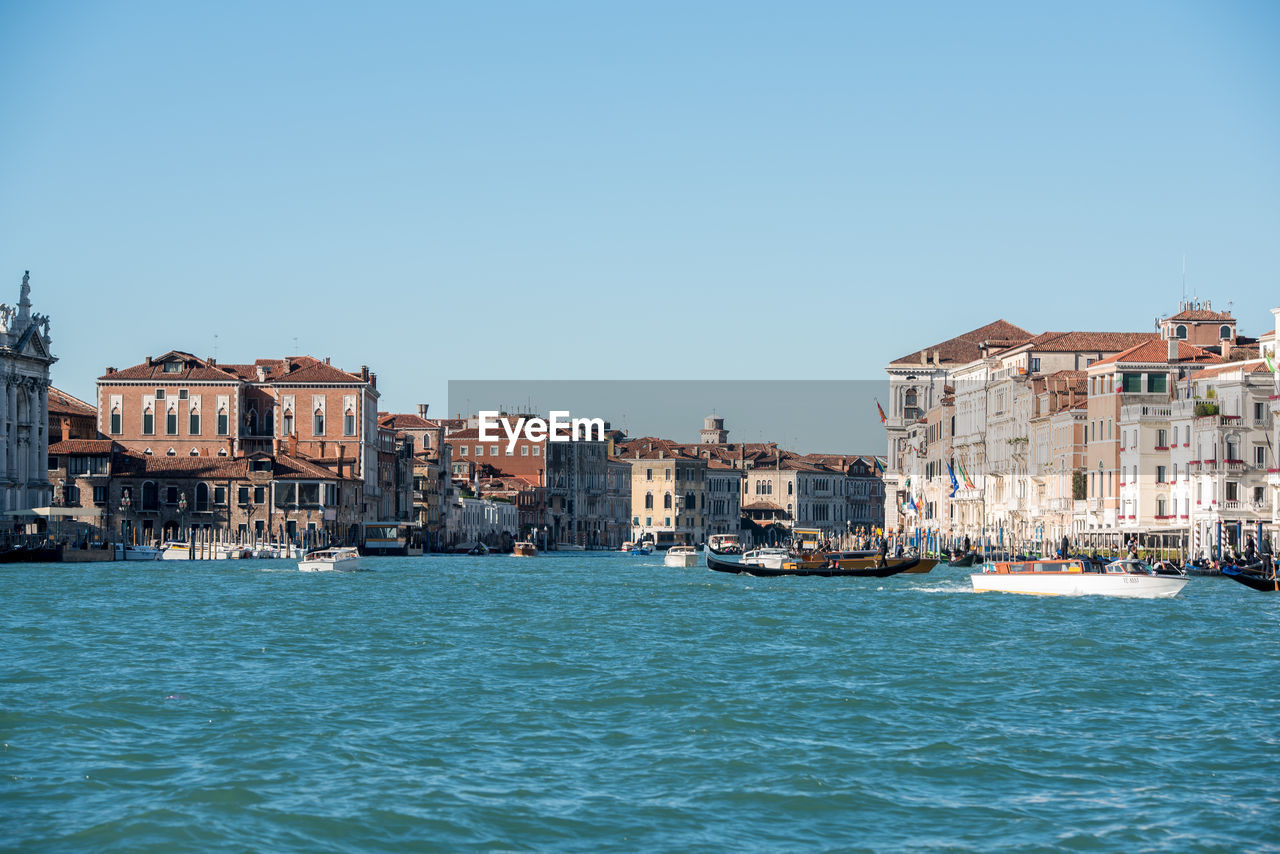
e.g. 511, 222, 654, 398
1, 271, 55, 515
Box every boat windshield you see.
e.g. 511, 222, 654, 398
1105, 559, 1152, 575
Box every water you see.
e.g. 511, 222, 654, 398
3, 554, 1278, 852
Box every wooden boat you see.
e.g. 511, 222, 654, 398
664, 545, 698, 567
1221, 565, 1279, 592
707, 534, 743, 555
972, 558, 1187, 598
298, 547, 361, 572
947, 552, 981, 567
706, 551, 920, 578
512, 541, 538, 557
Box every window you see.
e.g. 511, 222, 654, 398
344, 409, 356, 435
645, 517, 652, 526
645, 468, 653, 481
1257, 446, 1267, 467
314, 411, 325, 435
1219, 325, 1231, 339
645, 493, 653, 509
189, 411, 200, 435
166, 408, 178, 435
474, 446, 483, 457
1146, 374, 1166, 394
1176, 325, 1187, 339
237, 486, 250, 505
142, 407, 154, 435
459, 446, 467, 456
1156, 466, 1166, 483
1156, 429, 1166, 448
93, 485, 107, 504
282, 412, 293, 435
1122, 373, 1143, 393
217, 408, 228, 435
490, 445, 498, 456
110, 407, 121, 434
155, 389, 166, 399
1029, 357, 1040, 373
254, 486, 265, 504
178, 389, 189, 400
1255, 402, 1267, 423
163, 362, 181, 373
165, 486, 178, 504
665, 469, 671, 481
1255, 486, 1266, 504
531, 446, 539, 457
521, 446, 529, 456
663, 493, 672, 509
195, 482, 209, 512
213, 486, 227, 505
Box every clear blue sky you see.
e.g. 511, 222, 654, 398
2, 1, 1277, 441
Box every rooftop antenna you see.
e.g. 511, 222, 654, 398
1181, 254, 1187, 303
212, 333, 218, 360
293, 336, 299, 355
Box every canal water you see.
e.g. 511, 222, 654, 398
3, 554, 1278, 851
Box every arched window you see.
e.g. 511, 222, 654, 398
142, 405, 154, 435
188, 448, 199, 456
217, 448, 228, 457
314, 407, 325, 436
109, 405, 121, 434
165, 447, 176, 456
1175, 325, 1187, 339
344, 407, 356, 436
282, 408, 294, 436
195, 482, 210, 512
644, 492, 653, 509
1219, 325, 1231, 340
787, 482, 793, 495
141, 481, 158, 511
247, 409, 258, 435
663, 493, 672, 509
166, 403, 178, 435
217, 405, 229, 435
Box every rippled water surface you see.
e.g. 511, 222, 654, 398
4, 554, 1279, 851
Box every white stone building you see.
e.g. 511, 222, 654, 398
1, 271, 55, 517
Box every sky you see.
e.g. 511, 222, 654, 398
1, 1, 1277, 453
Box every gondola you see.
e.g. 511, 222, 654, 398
946, 552, 981, 567
1221, 564, 1280, 592
705, 551, 919, 578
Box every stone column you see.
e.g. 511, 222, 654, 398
0, 376, 8, 486
4, 379, 14, 490
38, 382, 49, 501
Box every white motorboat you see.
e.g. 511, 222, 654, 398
740, 547, 791, 570
512, 541, 538, 557
972, 558, 1188, 598
707, 534, 742, 555
159, 541, 190, 561
115, 544, 163, 561
298, 547, 362, 572
664, 545, 698, 567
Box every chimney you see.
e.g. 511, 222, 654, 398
1169, 338, 1179, 362
272, 437, 280, 456
370, 373, 377, 389
105, 366, 115, 374
325, 356, 331, 365
338, 444, 346, 478
145, 356, 152, 366
319, 440, 326, 459
287, 433, 299, 456
256, 366, 267, 382
418, 403, 429, 418
208, 357, 216, 366
919, 351, 927, 366
361, 366, 370, 382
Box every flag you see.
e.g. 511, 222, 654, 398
872, 457, 885, 476
1266, 349, 1277, 374
947, 461, 959, 498
958, 459, 974, 489
876, 399, 887, 424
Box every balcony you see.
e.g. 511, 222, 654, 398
1087, 497, 1101, 511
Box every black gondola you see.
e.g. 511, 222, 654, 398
705, 551, 919, 578
946, 552, 980, 567
1222, 565, 1279, 592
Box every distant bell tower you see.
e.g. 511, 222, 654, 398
700, 415, 728, 444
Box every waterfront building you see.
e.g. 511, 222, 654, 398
97, 352, 385, 520
605, 457, 633, 548
48, 440, 359, 548
49, 387, 97, 443
704, 460, 742, 538
447, 494, 518, 548
620, 442, 708, 547
0, 272, 55, 517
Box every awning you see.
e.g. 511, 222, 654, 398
0, 506, 104, 518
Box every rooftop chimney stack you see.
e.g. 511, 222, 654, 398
418, 404, 429, 418
1169, 338, 1179, 362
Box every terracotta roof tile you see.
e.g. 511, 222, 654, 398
1024, 331, 1159, 353
1089, 340, 1221, 368
49, 439, 119, 455
48, 386, 96, 417
890, 320, 1032, 367
1166, 308, 1234, 322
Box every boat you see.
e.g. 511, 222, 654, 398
664, 545, 698, 567
1221, 564, 1279, 592
298, 547, 361, 572
159, 541, 190, 560
947, 551, 981, 567
620, 541, 633, 552
706, 550, 920, 578
115, 544, 163, 561
740, 547, 791, 569
630, 542, 653, 555
971, 558, 1188, 598
707, 534, 743, 555
512, 541, 538, 557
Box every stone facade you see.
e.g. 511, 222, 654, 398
1, 272, 55, 517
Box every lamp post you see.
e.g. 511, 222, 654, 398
177, 492, 189, 558
119, 493, 132, 549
